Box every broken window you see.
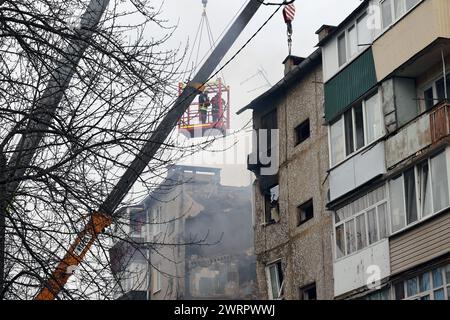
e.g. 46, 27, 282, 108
264, 185, 280, 224
297, 199, 314, 226
299, 283, 317, 300
266, 261, 283, 300
295, 118, 310, 146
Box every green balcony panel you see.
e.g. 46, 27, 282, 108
325, 48, 377, 122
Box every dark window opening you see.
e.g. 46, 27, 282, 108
260, 110, 278, 157
298, 199, 314, 226
264, 185, 280, 224
299, 283, 317, 300
344, 109, 354, 156
424, 87, 434, 110
295, 119, 310, 146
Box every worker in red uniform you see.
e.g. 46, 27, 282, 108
210, 93, 225, 123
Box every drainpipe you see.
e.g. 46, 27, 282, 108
442, 50, 447, 99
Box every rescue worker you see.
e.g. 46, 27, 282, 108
198, 89, 210, 124
210, 93, 225, 123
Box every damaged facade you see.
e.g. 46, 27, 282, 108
239, 50, 334, 299
109, 165, 256, 300
318, 0, 450, 299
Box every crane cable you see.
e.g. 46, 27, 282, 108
184, 1, 227, 85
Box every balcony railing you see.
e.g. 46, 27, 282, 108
430, 100, 450, 143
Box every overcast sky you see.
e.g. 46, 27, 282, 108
145, 0, 362, 186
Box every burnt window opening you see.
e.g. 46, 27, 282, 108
298, 199, 314, 226
267, 260, 284, 300
299, 282, 317, 300
295, 118, 310, 146
264, 185, 280, 225
260, 110, 278, 157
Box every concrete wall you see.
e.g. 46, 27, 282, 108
253, 63, 334, 299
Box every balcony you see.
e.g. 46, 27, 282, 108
372, 0, 450, 81
329, 142, 386, 202
386, 100, 450, 168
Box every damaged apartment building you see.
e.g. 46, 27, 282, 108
109, 165, 256, 300
239, 50, 334, 300
243, 0, 449, 301
318, 0, 450, 299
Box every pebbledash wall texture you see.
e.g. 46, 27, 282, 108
243, 50, 334, 300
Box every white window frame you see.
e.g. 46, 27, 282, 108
334, 10, 374, 71
328, 91, 384, 168
152, 263, 161, 294
266, 260, 283, 300
333, 185, 390, 260
388, 150, 450, 236
379, 0, 423, 31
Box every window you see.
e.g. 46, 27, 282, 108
330, 117, 345, 166
431, 152, 450, 212
381, 0, 393, 29
395, 263, 450, 300
151, 206, 162, 236
334, 185, 388, 259
389, 151, 450, 233
364, 94, 383, 144
424, 87, 434, 110
381, 0, 420, 30
130, 209, 146, 234
344, 109, 355, 156
329, 92, 383, 166
261, 110, 278, 157
295, 119, 310, 146
264, 185, 280, 224
423, 75, 449, 110
299, 283, 317, 300
335, 11, 375, 68
390, 175, 406, 233
152, 264, 161, 294
338, 34, 347, 67
298, 199, 314, 226
356, 13, 372, 48
266, 261, 284, 300
347, 25, 358, 58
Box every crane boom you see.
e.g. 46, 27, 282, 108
35, 0, 262, 300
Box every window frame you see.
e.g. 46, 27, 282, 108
328, 91, 384, 168
388, 150, 450, 236
299, 282, 317, 300
380, 0, 422, 31
266, 260, 284, 300
295, 118, 311, 146
297, 199, 314, 226
333, 185, 389, 260
152, 263, 162, 294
